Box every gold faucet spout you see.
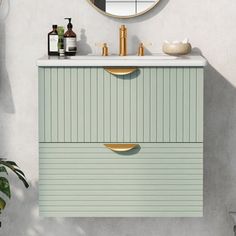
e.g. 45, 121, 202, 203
119, 25, 127, 56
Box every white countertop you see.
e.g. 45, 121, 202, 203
37, 53, 207, 67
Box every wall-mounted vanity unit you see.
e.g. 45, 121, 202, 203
37, 54, 207, 217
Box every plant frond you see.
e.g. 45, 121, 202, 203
0, 177, 11, 199
0, 197, 6, 210
0, 161, 29, 188
0, 166, 8, 174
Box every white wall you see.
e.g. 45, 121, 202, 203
1, 0, 236, 235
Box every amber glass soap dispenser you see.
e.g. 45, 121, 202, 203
64, 18, 77, 56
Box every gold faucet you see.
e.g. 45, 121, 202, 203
119, 25, 127, 56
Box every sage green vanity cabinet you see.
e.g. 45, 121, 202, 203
38, 64, 204, 217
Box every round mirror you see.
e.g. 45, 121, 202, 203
88, 0, 160, 18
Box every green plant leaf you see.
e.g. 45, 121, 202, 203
15, 173, 29, 188
5, 161, 17, 166
0, 160, 29, 218
0, 166, 8, 174
12, 167, 26, 178
0, 177, 11, 199
0, 161, 29, 188
0, 197, 6, 210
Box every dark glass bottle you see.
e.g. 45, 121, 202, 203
48, 25, 59, 56
64, 18, 77, 56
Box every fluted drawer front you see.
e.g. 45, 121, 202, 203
39, 67, 203, 143
39, 143, 203, 217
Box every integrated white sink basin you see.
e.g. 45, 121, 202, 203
68, 53, 178, 60
37, 53, 207, 67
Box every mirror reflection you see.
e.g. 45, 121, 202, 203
90, 0, 159, 18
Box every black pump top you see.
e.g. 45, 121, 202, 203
65, 18, 73, 29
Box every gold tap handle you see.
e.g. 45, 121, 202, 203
104, 144, 138, 152
102, 43, 109, 56
137, 42, 152, 56
105, 67, 137, 76
95, 43, 109, 56
95, 42, 112, 48
138, 43, 145, 56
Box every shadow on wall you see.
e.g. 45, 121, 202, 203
0, 0, 14, 114
0, 0, 15, 158
1, 50, 236, 236
77, 29, 92, 55
0, 180, 87, 236
197, 48, 236, 236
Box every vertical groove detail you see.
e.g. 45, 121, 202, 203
39, 67, 203, 143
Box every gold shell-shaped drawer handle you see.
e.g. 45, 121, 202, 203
104, 144, 138, 152
105, 67, 137, 76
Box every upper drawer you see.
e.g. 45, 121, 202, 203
39, 67, 203, 143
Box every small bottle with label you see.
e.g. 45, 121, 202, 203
57, 26, 65, 57
64, 18, 77, 56
48, 25, 59, 56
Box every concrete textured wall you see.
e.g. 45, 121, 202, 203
1, 0, 236, 235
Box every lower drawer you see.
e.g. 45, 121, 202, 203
39, 143, 203, 217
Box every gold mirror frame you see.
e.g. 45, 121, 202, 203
87, 0, 161, 19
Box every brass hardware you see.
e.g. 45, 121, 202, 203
102, 43, 109, 56
105, 67, 137, 76
104, 144, 138, 152
138, 43, 145, 56
95, 43, 109, 56
119, 25, 127, 56
138, 42, 152, 56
